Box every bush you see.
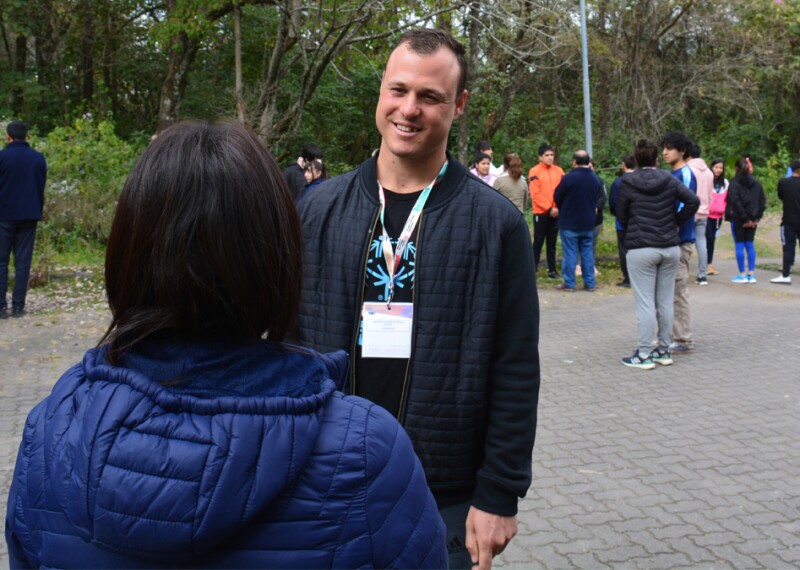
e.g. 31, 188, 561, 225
38, 115, 140, 245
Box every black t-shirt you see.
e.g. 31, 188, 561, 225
354, 187, 424, 419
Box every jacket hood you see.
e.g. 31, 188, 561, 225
43, 339, 347, 562
732, 172, 758, 190
687, 157, 709, 172
626, 168, 676, 195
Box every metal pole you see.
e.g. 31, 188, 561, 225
579, 0, 593, 157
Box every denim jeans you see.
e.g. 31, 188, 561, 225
0, 220, 38, 311
560, 229, 595, 288
694, 218, 708, 278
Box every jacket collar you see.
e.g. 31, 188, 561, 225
357, 150, 468, 210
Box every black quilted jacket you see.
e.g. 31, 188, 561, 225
616, 168, 700, 250
296, 155, 540, 516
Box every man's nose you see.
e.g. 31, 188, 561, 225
399, 94, 420, 117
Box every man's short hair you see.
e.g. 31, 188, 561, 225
573, 151, 591, 166
687, 143, 702, 159
476, 140, 492, 153
7, 121, 28, 140
791, 158, 800, 172
660, 131, 692, 156
392, 28, 468, 97
634, 139, 660, 168
538, 144, 554, 157
622, 154, 636, 170
300, 143, 324, 161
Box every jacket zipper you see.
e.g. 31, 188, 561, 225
396, 211, 422, 423
350, 209, 382, 395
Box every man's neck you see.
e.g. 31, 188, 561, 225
672, 160, 687, 171
376, 148, 447, 194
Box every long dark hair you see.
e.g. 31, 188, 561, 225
100, 121, 303, 362
710, 158, 726, 188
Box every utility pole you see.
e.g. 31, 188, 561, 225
579, 0, 593, 157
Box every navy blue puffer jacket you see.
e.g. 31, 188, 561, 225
5, 336, 446, 568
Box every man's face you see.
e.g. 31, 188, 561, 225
375, 43, 467, 163
539, 150, 555, 166
662, 146, 683, 166
476, 158, 491, 176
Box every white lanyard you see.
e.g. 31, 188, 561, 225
377, 161, 448, 306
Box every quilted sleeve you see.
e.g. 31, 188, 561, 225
6, 408, 42, 569
363, 405, 447, 569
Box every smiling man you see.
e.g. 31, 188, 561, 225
296, 28, 540, 570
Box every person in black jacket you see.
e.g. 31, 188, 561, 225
0, 121, 47, 319
296, 28, 539, 570
609, 155, 636, 287
725, 157, 766, 284
616, 140, 699, 370
771, 159, 800, 284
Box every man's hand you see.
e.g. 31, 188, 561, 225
465, 507, 518, 570
549, 206, 559, 218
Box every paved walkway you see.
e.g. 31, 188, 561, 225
0, 258, 798, 568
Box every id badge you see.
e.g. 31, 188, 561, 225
361, 302, 413, 358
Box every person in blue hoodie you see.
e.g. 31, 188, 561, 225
5, 121, 447, 569
661, 131, 697, 354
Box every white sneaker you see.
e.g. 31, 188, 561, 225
770, 274, 792, 284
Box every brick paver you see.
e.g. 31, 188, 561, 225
0, 257, 798, 568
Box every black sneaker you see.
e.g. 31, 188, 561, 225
548, 270, 558, 279
11, 307, 24, 318
617, 279, 631, 288
621, 350, 655, 370
651, 348, 673, 366
695, 276, 708, 286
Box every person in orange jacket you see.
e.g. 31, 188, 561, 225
529, 144, 565, 278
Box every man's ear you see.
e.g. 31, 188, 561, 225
454, 89, 468, 119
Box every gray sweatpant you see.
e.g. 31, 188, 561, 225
627, 246, 681, 356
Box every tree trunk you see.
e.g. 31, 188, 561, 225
458, 0, 480, 164
233, 3, 246, 122
80, 0, 94, 105
13, 34, 26, 114
156, 31, 200, 133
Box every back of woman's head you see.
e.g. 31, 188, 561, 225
633, 139, 659, 168
734, 157, 752, 175
102, 121, 302, 361
503, 153, 523, 180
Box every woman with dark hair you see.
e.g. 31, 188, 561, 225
726, 157, 766, 283
616, 139, 699, 370
492, 152, 527, 212
470, 151, 497, 186
706, 158, 728, 275
5, 121, 446, 569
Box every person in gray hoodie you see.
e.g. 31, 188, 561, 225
615, 140, 700, 370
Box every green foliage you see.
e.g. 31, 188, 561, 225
39, 116, 140, 245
